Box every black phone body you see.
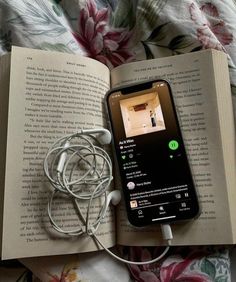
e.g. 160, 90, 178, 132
106, 79, 199, 227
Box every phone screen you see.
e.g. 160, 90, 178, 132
106, 80, 199, 227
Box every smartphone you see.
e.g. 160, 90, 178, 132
106, 79, 199, 227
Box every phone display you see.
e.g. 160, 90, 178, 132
106, 80, 199, 227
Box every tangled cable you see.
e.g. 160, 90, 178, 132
44, 130, 114, 237
43, 129, 171, 265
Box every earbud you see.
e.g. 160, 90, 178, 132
82, 128, 111, 145
107, 190, 121, 206
45, 128, 171, 266
101, 190, 121, 219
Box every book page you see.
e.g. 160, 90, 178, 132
110, 50, 235, 246
212, 53, 236, 240
1, 47, 114, 259
0, 54, 11, 253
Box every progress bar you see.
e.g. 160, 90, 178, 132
152, 215, 176, 222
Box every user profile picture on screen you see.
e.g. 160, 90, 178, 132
119, 92, 166, 138
127, 182, 135, 190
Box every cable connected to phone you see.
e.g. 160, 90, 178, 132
44, 129, 172, 265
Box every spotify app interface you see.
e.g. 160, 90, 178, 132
107, 81, 199, 226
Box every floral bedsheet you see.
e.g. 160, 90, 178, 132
0, 0, 236, 281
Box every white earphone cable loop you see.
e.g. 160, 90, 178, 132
44, 129, 171, 266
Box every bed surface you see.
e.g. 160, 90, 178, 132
0, 0, 236, 281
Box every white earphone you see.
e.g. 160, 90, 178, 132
102, 190, 122, 219
81, 128, 112, 145
44, 128, 171, 265
107, 190, 122, 206
44, 128, 121, 235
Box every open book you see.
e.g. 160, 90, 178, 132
0, 46, 235, 259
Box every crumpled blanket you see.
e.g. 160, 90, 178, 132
0, 0, 236, 281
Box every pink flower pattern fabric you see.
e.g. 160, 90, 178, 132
73, 0, 134, 68
189, 2, 233, 51
127, 247, 230, 281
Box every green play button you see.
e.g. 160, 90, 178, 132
168, 140, 179, 150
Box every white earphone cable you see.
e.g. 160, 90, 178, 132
44, 129, 172, 265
